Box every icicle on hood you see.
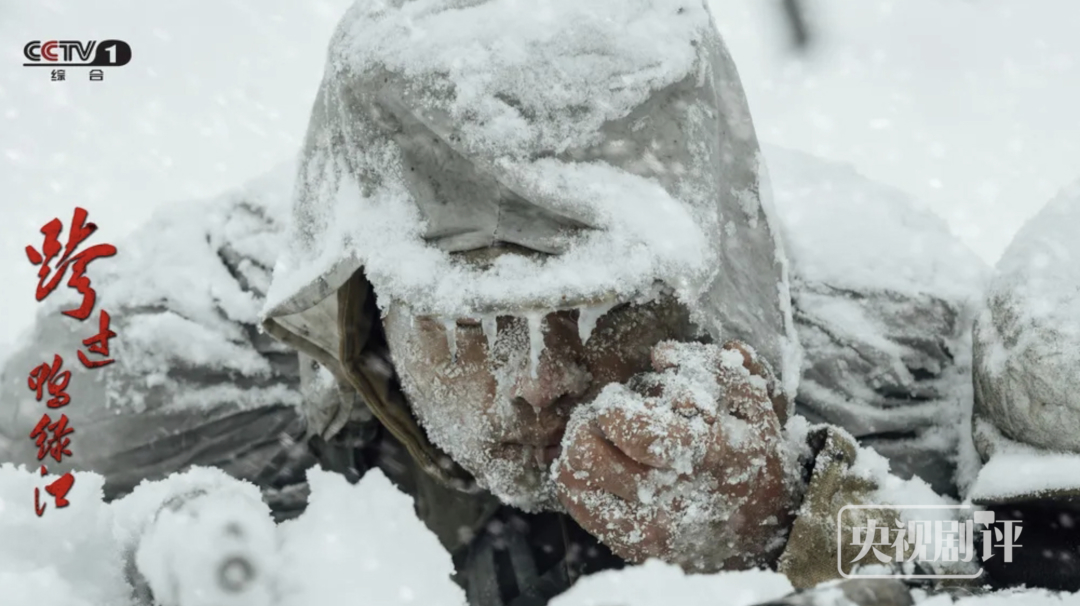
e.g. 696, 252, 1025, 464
261, 0, 800, 485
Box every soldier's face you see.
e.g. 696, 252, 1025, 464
382, 294, 696, 512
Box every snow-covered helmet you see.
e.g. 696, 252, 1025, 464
261, 0, 800, 485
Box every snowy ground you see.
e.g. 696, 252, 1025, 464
2, 463, 1079, 606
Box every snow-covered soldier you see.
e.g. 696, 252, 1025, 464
258, 1, 963, 604
0, 168, 316, 521
764, 145, 990, 500
967, 180, 1080, 592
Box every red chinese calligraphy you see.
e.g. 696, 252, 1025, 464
78, 309, 117, 368
27, 354, 71, 408
29, 414, 74, 463
34, 465, 75, 517
25, 207, 117, 320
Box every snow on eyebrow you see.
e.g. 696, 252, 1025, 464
266, 154, 714, 321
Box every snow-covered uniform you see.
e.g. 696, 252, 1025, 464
764, 145, 989, 498
271, 269, 929, 603
256, 1, 963, 604
968, 180, 1080, 592
0, 168, 315, 521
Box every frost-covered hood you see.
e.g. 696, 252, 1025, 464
763, 144, 990, 497
262, 0, 798, 393
970, 179, 1080, 505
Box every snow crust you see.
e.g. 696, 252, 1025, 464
764, 144, 987, 303
763, 144, 988, 495
551, 559, 792, 606
2, 461, 1079, 605
971, 179, 1080, 458
77, 161, 299, 414
976, 179, 1080, 382
265, 141, 716, 321
0, 463, 462, 606
968, 419, 1080, 504
264, 0, 718, 318
277, 468, 464, 606
336, 0, 709, 159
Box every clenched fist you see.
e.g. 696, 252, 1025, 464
553, 340, 798, 572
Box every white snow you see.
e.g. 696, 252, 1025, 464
764, 143, 987, 495
264, 151, 715, 326
0, 463, 463, 606
88, 162, 296, 414
551, 559, 792, 606
100, 162, 294, 332
2, 462, 1080, 605
970, 450, 1080, 504
764, 144, 987, 304
120, 311, 271, 378
337, 0, 710, 159
975, 179, 1080, 382
968, 419, 1080, 504
277, 468, 464, 606
969, 178, 1080, 465
134, 483, 278, 606
0, 465, 132, 606
755, 150, 805, 402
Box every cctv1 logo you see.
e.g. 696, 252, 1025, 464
23, 40, 132, 67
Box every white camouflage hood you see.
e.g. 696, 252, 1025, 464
263, 0, 801, 395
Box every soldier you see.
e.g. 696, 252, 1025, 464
968, 179, 1080, 592
0, 164, 315, 522
3, 1, 1022, 603
257, 1, 962, 604
764, 145, 990, 499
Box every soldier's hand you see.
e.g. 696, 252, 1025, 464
554, 340, 796, 571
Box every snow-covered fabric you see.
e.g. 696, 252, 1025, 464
764, 145, 989, 496
973, 180, 1080, 455
0, 165, 313, 511
263, 0, 801, 399
970, 178, 1080, 504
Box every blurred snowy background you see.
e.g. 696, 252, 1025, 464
2, 0, 1080, 352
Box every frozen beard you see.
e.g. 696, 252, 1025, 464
381, 289, 700, 513
382, 303, 588, 512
